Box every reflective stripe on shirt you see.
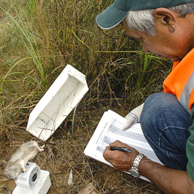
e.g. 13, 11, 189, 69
179, 70, 194, 114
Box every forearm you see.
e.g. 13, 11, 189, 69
139, 157, 194, 194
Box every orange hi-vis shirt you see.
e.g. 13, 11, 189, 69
163, 48, 194, 113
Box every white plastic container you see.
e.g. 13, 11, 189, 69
26, 64, 88, 141
13, 162, 51, 194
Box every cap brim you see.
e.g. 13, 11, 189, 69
96, 3, 128, 30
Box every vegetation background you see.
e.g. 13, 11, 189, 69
0, 0, 171, 193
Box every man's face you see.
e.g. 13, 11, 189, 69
123, 19, 192, 62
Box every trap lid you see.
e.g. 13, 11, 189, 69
26, 64, 88, 141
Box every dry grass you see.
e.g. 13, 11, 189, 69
0, 107, 163, 194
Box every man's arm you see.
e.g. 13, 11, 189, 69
139, 157, 194, 194
103, 140, 194, 194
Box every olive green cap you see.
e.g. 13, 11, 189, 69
96, 0, 194, 29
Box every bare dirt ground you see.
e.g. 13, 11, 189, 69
0, 107, 163, 194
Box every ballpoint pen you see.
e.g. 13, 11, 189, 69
110, 146, 132, 153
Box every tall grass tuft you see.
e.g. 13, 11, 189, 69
0, 0, 171, 142
0, 0, 171, 147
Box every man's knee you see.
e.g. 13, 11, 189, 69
140, 93, 164, 127
140, 92, 191, 146
140, 93, 177, 135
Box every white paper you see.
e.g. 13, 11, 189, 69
84, 110, 162, 181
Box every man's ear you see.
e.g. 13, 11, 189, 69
153, 8, 177, 26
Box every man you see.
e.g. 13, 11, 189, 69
96, 0, 194, 193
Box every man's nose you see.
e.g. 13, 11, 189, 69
142, 44, 150, 53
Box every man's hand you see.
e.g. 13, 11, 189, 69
103, 140, 139, 171
122, 103, 144, 130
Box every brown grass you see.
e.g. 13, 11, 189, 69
0, 105, 163, 194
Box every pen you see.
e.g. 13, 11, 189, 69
110, 146, 132, 153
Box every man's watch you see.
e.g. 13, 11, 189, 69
129, 153, 145, 177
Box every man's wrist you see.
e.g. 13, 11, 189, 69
129, 153, 145, 177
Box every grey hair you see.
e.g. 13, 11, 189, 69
125, 3, 194, 36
